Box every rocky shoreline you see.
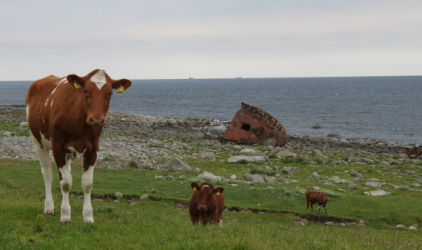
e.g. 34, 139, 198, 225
0, 104, 414, 171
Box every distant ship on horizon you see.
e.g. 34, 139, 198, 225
189, 77, 194, 79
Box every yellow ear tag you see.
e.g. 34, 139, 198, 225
74, 81, 81, 89
116, 85, 124, 93
215, 192, 220, 196
193, 187, 197, 191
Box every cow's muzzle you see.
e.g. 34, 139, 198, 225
88, 117, 105, 127
198, 205, 207, 212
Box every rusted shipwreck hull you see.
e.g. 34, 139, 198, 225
401, 146, 422, 158
221, 102, 288, 146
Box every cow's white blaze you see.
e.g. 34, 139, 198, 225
81, 165, 95, 223
90, 70, 106, 90
59, 160, 72, 222
202, 185, 210, 188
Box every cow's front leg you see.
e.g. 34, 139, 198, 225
81, 152, 96, 223
58, 159, 73, 223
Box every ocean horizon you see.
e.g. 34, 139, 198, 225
1, 75, 421, 146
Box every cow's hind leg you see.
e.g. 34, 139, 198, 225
32, 136, 54, 215
81, 166, 95, 223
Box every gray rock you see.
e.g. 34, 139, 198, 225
162, 158, 191, 171
313, 186, 321, 191
365, 182, 382, 188
348, 182, 357, 189
198, 152, 218, 159
310, 172, 321, 180
140, 194, 148, 200
277, 177, 286, 183
230, 174, 236, 180
282, 167, 299, 176
244, 174, 254, 182
249, 151, 268, 159
263, 138, 276, 147
250, 174, 265, 183
197, 171, 222, 182
227, 156, 266, 163
114, 192, 123, 199
396, 224, 405, 230
409, 225, 418, 230
364, 190, 391, 196
276, 150, 297, 158
350, 170, 364, 179
240, 148, 256, 154
266, 176, 277, 183
328, 176, 342, 183
203, 132, 216, 139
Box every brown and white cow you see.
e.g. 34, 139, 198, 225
26, 69, 131, 223
188, 182, 224, 226
306, 190, 329, 214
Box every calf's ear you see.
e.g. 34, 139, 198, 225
214, 187, 224, 195
191, 183, 200, 192
112, 79, 132, 93
67, 74, 85, 89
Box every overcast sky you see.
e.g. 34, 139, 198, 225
1, 0, 421, 80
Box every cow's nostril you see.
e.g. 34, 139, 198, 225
198, 206, 207, 211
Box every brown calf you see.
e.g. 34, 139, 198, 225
306, 190, 329, 214
189, 182, 224, 226
26, 69, 131, 223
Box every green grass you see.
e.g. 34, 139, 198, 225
0, 122, 30, 137
1, 159, 422, 249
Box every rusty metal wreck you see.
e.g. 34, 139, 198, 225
220, 102, 288, 146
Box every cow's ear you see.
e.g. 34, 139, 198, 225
214, 187, 224, 195
191, 183, 200, 192
112, 79, 132, 93
67, 74, 85, 90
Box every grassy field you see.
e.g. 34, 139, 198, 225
1, 159, 422, 249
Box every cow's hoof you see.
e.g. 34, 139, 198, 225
60, 217, 71, 223
44, 210, 54, 216
83, 218, 94, 223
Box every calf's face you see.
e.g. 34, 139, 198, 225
191, 183, 224, 212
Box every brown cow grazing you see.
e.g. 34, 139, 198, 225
306, 190, 329, 214
189, 182, 224, 226
26, 69, 131, 223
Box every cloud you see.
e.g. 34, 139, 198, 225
1, 0, 421, 80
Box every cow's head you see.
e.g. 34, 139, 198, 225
191, 182, 224, 212
67, 69, 131, 127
